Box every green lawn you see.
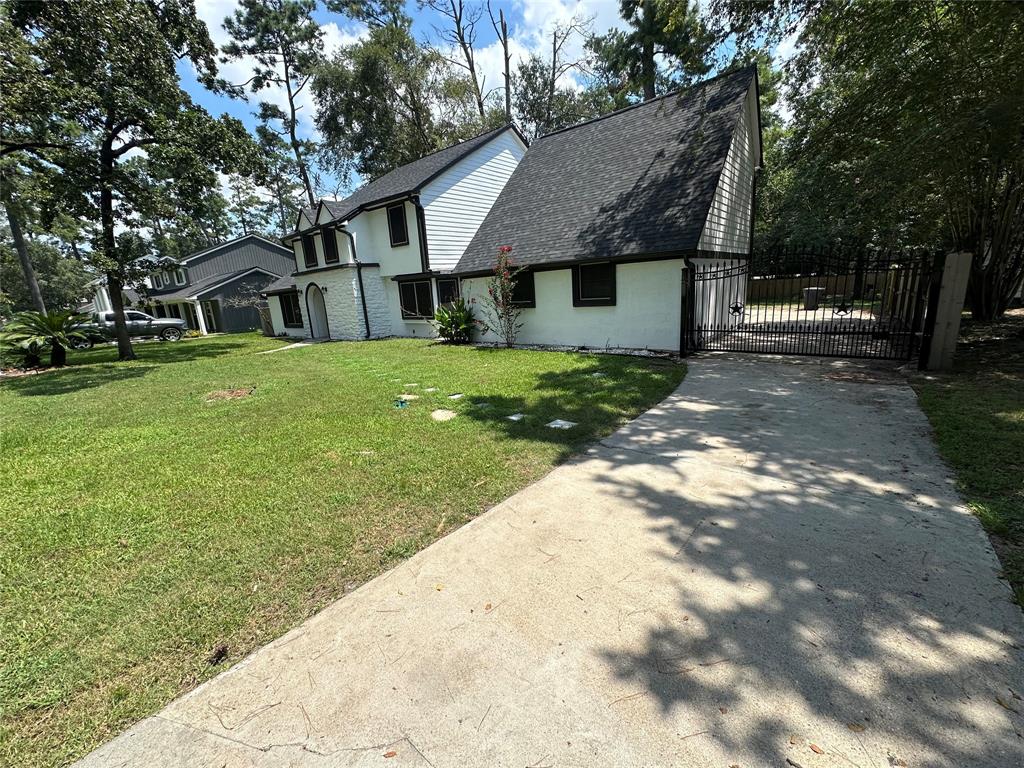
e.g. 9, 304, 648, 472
0, 334, 685, 767
912, 309, 1024, 607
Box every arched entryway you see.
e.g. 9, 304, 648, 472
305, 283, 330, 340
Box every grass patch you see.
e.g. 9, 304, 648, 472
0, 333, 684, 767
912, 309, 1024, 607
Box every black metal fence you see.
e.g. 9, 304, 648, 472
681, 246, 942, 361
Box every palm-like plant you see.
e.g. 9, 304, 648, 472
2, 311, 90, 367
433, 298, 474, 344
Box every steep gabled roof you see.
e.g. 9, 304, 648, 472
453, 66, 759, 274
179, 233, 290, 264
150, 267, 281, 301
297, 125, 525, 230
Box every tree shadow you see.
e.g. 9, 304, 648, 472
457, 351, 686, 464
573, 74, 745, 259
577, 355, 1023, 766
1, 339, 252, 397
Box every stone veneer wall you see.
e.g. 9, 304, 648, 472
296, 266, 393, 340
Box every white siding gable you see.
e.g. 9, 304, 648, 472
419, 128, 526, 271
698, 83, 760, 254
315, 204, 334, 224
297, 211, 313, 230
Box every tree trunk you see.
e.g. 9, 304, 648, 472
500, 9, 511, 123
100, 148, 136, 361
50, 342, 67, 367
640, 0, 657, 101
4, 200, 46, 313
488, 3, 512, 123
641, 39, 656, 101
282, 54, 316, 209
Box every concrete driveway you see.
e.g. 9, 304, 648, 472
78, 355, 1024, 768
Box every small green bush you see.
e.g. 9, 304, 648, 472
433, 298, 474, 344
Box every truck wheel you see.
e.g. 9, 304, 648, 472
161, 328, 183, 342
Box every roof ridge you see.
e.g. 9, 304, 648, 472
180, 233, 288, 263
537, 65, 757, 141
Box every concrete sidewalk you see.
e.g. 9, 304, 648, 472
77, 355, 1024, 768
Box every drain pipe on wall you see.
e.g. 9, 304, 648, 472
337, 227, 371, 339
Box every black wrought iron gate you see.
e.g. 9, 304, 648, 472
680, 247, 942, 362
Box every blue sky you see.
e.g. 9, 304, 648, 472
179, 1, 794, 198
181, 1, 633, 145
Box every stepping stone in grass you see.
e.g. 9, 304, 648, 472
424, 387, 438, 392
591, 372, 607, 378
404, 383, 419, 387
431, 409, 457, 422
546, 419, 577, 430
506, 413, 525, 422
448, 393, 464, 400
473, 402, 492, 410
398, 393, 420, 401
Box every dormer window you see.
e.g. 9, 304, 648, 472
301, 233, 317, 269
173, 268, 186, 286
387, 203, 409, 247
322, 228, 339, 264
152, 272, 164, 289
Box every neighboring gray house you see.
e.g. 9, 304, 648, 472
90, 234, 295, 334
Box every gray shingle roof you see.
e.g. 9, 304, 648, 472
453, 67, 758, 275
261, 274, 296, 295
309, 125, 523, 228
151, 267, 277, 301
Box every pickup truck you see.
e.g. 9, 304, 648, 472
73, 310, 187, 348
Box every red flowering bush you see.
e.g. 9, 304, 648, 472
478, 245, 525, 347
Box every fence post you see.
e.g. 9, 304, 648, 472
679, 261, 695, 357
920, 251, 972, 371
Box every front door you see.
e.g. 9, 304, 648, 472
305, 284, 329, 340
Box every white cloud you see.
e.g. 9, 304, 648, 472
193, 0, 365, 140
465, 0, 628, 98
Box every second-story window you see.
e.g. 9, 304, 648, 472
173, 268, 186, 286
322, 228, 339, 264
387, 203, 409, 247
152, 272, 164, 289
301, 233, 317, 269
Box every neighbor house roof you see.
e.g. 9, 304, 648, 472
151, 267, 279, 302
453, 66, 759, 275
293, 124, 527, 232
260, 274, 297, 296
178, 233, 291, 264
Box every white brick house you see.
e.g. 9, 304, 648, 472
264, 67, 762, 353
263, 125, 528, 340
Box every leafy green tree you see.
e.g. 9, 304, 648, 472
221, 0, 324, 209
511, 17, 607, 139
227, 173, 272, 236
589, 0, 713, 101
257, 124, 307, 235
719, 0, 1024, 319
316, 2, 479, 180
0, 231, 93, 317
3, 0, 260, 360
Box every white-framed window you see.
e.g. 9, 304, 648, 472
152, 272, 164, 289
173, 268, 186, 286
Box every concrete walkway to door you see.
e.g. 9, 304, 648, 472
77, 355, 1024, 768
